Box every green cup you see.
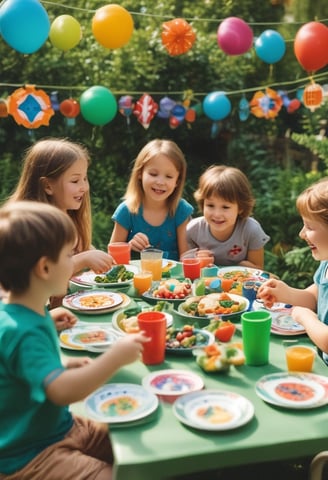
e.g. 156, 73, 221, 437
241, 310, 272, 366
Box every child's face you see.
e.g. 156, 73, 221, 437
48, 242, 75, 296
299, 216, 328, 261
46, 157, 89, 212
141, 155, 179, 203
203, 194, 240, 241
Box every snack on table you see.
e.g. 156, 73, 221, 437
152, 279, 192, 300
193, 342, 245, 372
181, 292, 247, 317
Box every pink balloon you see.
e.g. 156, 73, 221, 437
217, 17, 253, 55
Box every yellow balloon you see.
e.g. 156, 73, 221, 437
92, 4, 134, 49
50, 15, 82, 51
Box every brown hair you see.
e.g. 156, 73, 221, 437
9, 138, 92, 251
194, 165, 255, 218
296, 177, 328, 226
124, 139, 187, 216
0, 201, 76, 293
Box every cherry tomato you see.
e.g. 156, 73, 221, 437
214, 321, 236, 342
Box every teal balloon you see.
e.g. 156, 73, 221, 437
255, 30, 286, 64
80, 86, 117, 126
0, 0, 50, 54
203, 91, 231, 121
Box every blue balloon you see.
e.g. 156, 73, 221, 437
0, 0, 50, 54
203, 91, 231, 121
255, 30, 286, 64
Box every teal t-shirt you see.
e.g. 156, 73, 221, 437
314, 261, 328, 365
0, 303, 73, 474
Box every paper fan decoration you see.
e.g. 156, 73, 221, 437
161, 18, 196, 56
133, 94, 158, 129
8, 85, 54, 128
249, 88, 283, 119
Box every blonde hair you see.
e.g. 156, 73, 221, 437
194, 165, 255, 219
0, 201, 76, 293
296, 177, 328, 225
9, 138, 92, 251
124, 139, 187, 216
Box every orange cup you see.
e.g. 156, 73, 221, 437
285, 345, 316, 372
137, 311, 166, 365
108, 242, 131, 264
182, 258, 201, 281
133, 271, 153, 295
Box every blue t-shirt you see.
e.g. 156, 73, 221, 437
0, 304, 73, 474
314, 261, 328, 365
112, 198, 194, 260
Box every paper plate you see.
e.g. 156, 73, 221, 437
112, 309, 173, 334
71, 264, 139, 288
255, 372, 328, 409
253, 301, 306, 336
173, 390, 254, 431
63, 291, 130, 314
142, 369, 204, 403
85, 384, 159, 423
59, 324, 123, 351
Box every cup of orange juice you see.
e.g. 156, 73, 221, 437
133, 271, 153, 295
140, 248, 163, 281
284, 342, 316, 372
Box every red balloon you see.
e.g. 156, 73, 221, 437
59, 99, 80, 118
294, 21, 328, 72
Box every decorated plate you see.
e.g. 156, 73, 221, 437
165, 327, 215, 355
71, 264, 139, 288
142, 369, 204, 403
63, 291, 131, 314
253, 301, 306, 336
173, 390, 254, 431
85, 383, 159, 423
176, 293, 249, 320
112, 309, 173, 334
142, 278, 193, 304
255, 372, 328, 409
60, 324, 123, 352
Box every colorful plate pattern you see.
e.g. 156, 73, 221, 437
59, 324, 123, 351
255, 372, 328, 409
173, 390, 254, 431
85, 384, 159, 423
253, 301, 306, 336
142, 369, 204, 402
62, 291, 131, 314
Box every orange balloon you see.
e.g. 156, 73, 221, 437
161, 18, 196, 56
294, 21, 328, 72
92, 4, 134, 49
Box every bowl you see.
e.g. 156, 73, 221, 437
142, 369, 204, 403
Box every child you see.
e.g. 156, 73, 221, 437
186, 165, 270, 269
9, 138, 114, 276
0, 201, 148, 479
110, 139, 194, 260
258, 177, 328, 365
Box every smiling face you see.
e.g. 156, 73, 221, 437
44, 157, 89, 212
299, 216, 328, 261
141, 154, 179, 204
203, 194, 240, 241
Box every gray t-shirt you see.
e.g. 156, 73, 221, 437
186, 216, 270, 266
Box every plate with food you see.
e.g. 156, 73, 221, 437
59, 324, 123, 352
177, 293, 249, 320
142, 278, 192, 304
202, 266, 270, 295
71, 264, 139, 288
255, 372, 328, 409
173, 390, 254, 431
165, 325, 215, 355
63, 290, 130, 314
142, 369, 204, 403
112, 302, 173, 334
253, 301, 306, 336
85, 383, 159, 423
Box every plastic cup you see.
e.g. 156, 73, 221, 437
182, 258, 201, 281
140, 248, 163, 281
137, 311, 167, 365
133, 271, 153, 295
108, 242, 131, 264
285, 344, 316, 372
241, 310, 272, 366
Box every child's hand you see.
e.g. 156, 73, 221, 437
109, 332, 150, 366
257, 279, 279, 308
82, 250, 114, 274
51, 307, 78, 332
129, 233, 151, 252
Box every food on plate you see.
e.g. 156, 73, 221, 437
180, 293, 247, 317
94, 264, 134, 284
74, 330, 108, 344
193, 342, 245, 372
214, 321, 236, 342
203, 269, 266, 295
117, 301, 172, 333
79, 294, 115, 308
166, 325, 210, 350
152, 279, 192, 300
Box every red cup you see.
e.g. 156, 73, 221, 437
108, 242, 131, 264
137, 311, 166, 365
182, 258, 201, 281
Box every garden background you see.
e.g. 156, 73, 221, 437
1, 0, 328, 287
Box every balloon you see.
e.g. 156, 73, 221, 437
118, 95, 135, 125
49, 15, 82, 51
255, 30, 286, 64
217, 17, 253, 55
203, 92, 231, 121
157, 96, 176, 119
59, 99, 80, 118
161, 18, 196, 56
92, 4, 134, 49
0, 0, 50, 54
0, 98, 8, 118
294, 21, 328, 72
80, 86, 117, 126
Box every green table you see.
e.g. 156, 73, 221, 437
64, 300, 328, 480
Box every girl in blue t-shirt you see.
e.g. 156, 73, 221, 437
110, 139, 193, 260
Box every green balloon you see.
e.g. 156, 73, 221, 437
80, 86, 117, 125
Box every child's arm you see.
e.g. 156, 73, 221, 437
50, 307, 78, 331
257, 279, 317, 310
110, 222, 150, 252
73, 250, 114, 274
292, 306, 328, 354
177, 219, 191, 258
46, 333, 149, 405
239, 247, 264, 270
